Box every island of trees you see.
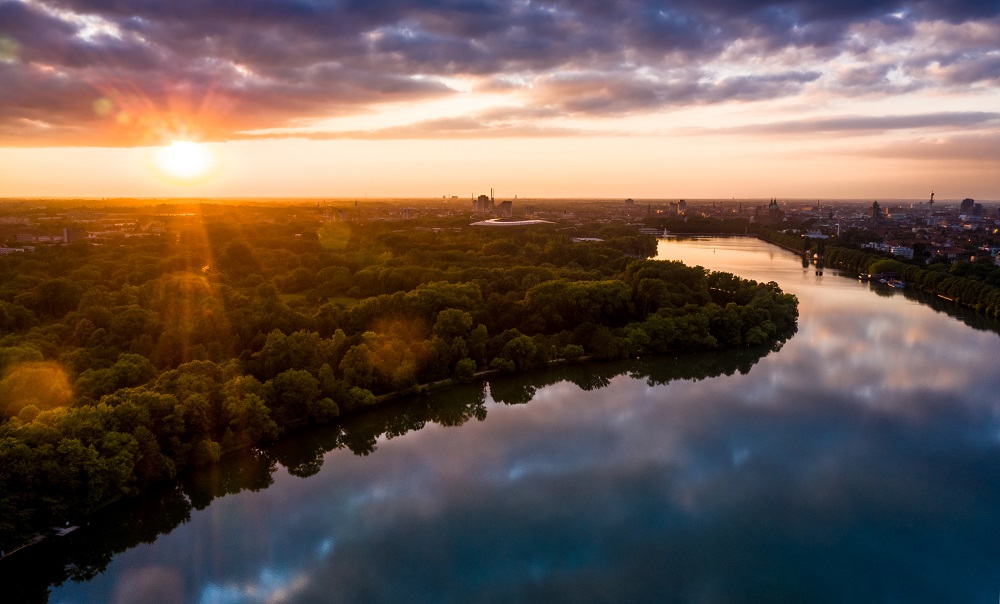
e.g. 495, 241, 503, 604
0, 203, 798, 551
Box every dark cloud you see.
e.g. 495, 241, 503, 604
715, 111, 1000, 135
532, 69, 820, 115
676, 0, 1000, 23
834, 65, 900, 90
856, 132, 1000, 162
938, 54, 1000, 85
1, 0, 998, 145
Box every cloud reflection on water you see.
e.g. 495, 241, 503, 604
238, 341, 999, 603
54, 237, 1000, 604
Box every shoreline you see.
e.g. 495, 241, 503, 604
0, 342, 782, 563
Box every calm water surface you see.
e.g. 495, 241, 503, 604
34, 237, 1000, 603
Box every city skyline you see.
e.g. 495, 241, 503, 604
1, 0, 998, 199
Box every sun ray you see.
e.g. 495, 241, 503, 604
151, 140, 220, 185
154, 140, 217, 183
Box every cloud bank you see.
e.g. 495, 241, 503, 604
1, 0, 998, 145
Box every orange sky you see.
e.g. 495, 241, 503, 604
1, 0, 998, 199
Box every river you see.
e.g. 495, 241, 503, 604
19, 237, 1000, 603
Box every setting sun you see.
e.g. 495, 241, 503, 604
2, 0, 1000, 599
154, 140, 215, 182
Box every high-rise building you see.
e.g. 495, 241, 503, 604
960, 198, 975, 214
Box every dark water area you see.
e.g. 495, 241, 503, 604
15, 237, 1000, 603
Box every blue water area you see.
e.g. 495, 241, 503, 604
27, 237, 1000, 603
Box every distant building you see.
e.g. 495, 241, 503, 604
871, 201, 881, 222
960, 198, 975, 214
624, 198, 635, 207
15, 233, 36, 243
63, 227, 87, 243
891, 246, 914, 260
402, 208, 412, 219
498, 200, 513, 217
758, 198, 785, 224
678, 200, 687, 214
473, 194, 494, 213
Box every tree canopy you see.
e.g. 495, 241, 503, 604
0, 207, 797, 550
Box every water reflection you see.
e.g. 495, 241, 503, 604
13, 352, 778, 600
32, 237, 1000, 603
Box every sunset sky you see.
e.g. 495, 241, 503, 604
1, 0, 998, 199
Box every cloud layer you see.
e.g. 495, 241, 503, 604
1, 0, 998, 145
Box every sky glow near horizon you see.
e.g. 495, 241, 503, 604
0, 0, 998, 199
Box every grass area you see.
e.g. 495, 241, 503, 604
325, 296, 359, 308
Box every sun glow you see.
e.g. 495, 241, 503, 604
154, 140, 216, 182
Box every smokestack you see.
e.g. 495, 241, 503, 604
491, 188, 494, 201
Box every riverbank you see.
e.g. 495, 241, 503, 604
41, 233, 1000, 604
753, 230, 1000, 318
0, 344, 784, 565
823, 248, 1000, 317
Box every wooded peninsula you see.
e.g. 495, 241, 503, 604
0, 202, 798, 551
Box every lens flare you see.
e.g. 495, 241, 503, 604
92, 97, 114, 117
0, 36, 17, 63
317, 222, 352, 250
0, 361, 73, 418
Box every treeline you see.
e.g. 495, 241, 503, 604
0, 214, 797, 549
756, 230, 1000, 317
647, 215, 752, 234
756, 230, 806, 253
825, 249, 1000, 316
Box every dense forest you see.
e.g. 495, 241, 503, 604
0, 207, 798, 550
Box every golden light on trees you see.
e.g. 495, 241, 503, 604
0, 361, 73, 418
